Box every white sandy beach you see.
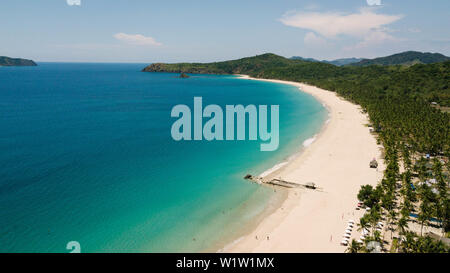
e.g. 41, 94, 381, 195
225, 76, 385, 253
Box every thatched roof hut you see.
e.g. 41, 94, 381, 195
370, 159, 378, 168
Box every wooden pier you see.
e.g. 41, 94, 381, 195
244, 174, 320, 190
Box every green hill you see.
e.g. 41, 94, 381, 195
142, 53, 450, 107
289, 56, 320, 62
349, 51, 449, 66
142, 53, 301, 74
0, 56, 37, 66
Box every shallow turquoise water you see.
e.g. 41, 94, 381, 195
0, 63, 327, 252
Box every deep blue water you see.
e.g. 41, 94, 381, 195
0, 63, 327, 252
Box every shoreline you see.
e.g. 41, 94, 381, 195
222, 75, 385, 253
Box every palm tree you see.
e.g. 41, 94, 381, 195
396, 216, 408, 236
387, 208, 397, 239
368, 207, 381, 236
346, 239, 361, 253
400, 231, 417, 253
418, 184, 434, 236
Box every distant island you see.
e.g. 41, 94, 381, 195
0, 56, 37, 66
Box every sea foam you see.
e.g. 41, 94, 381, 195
303, 136, 317, 147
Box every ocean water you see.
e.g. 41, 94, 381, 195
0, 63, 327, 252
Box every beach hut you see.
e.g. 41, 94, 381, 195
370, 159, 378, 168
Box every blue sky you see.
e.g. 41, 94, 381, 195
1, 0, 449, 62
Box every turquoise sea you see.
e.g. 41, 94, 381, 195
0, 63, 327, 252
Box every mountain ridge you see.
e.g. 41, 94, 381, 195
349, 51, 450, 66
290, 56, 362, 66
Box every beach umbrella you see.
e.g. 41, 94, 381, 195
348, 220, 355, 224
345, 229, 352, 233
343, 234, 351, 239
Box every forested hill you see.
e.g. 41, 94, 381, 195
0, 56, 37, 66
290, 56, 362, 66
349, 51, 450, 66
143, 53, 297, 75
142, 53, 450, 107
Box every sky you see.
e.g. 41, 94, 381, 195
0, 0, 449, 63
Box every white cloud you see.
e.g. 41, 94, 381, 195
280, 9, 402, 48
304, 32, 327, 46
280, 9, 402, 38
113, 33, 162, 46
66, 0, 81, 6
